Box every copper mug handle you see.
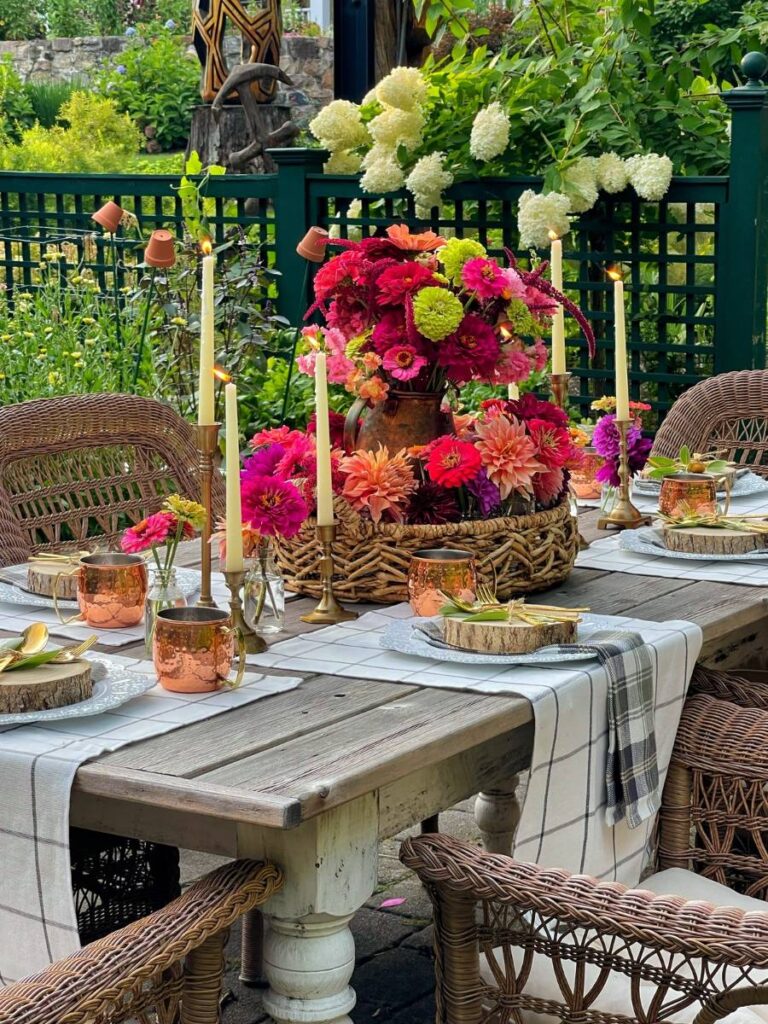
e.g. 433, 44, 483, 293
52, 570, 85, 625
218, 627, 246, 688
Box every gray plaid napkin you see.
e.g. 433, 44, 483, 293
544, 628, 658, 829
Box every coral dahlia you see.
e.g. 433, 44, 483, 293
340, 446, 416, 523
476, 415, 543, 498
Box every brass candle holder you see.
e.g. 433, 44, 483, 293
223, 569, 267, 654
548, 371, 572, 410
196, 423, 220, 608
597, 418, 652, 531
300, 523, 358, 625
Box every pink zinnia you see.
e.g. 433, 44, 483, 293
121, 511, 175, 553
527, 418, 572, 470
461, 257, 507, 299
371, 310, 409, 355
382, 344, 427, 381
376, 262, 435, 306
527, 337, 548, 372
501, 267, 526, 300
327, 350, 356, 385
297, 349, 317, 376
494, 345, 533, 385
438, 314, 501, 384
241, 474, 308, 538
425, 437, 482, 488
476, 414, 543, 499
275, 433, 316, 482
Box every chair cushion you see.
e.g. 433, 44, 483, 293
480, 868, 768, 1024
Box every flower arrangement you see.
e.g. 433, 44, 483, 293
121, 494, 206, 570
247, 395, 582, 528
592, 413, 653, 488
296, 224, 595, 406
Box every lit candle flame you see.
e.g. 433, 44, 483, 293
606, 266, 623, 282
498, 320, 515, 341
201, 237, 213, 256
547, 229, 559, 242
212, 366, 231, 383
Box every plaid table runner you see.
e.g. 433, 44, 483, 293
0, 655, 301, 985
248, 605, 702, 886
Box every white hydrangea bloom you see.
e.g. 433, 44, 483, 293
309, 99, 369, 151
361, 143, 396, 169
329, 199, 363, 239
361, 88, 379, 107
517, 189, 571, 248
324, 149, 363, 175
361, 154, 405, 194
376, 66, 428, 111
625, 152, 673, 201
469, 102, 510, 162
563, 157, 599, 213
369, 106, 424, 151
595, 152, 629, 193
405, 152, 453, 210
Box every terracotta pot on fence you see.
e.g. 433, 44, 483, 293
344, 390, 454, 454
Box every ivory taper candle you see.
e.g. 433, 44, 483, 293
314, 351, 334, 527
507, 383, 520, 400
612, 274, 630, 421
549, 233, 566, 375
198, 247, 215, 425
224, 381, 244, 572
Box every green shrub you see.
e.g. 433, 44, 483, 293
45, 0, 121, 36
0, 92, 140, 172
0, 0, 44, 40
0, 57, 34, 142
95, 27, 200, 151
24, 79, 82, 128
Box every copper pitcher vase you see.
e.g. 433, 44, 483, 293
344, 390, 454, 453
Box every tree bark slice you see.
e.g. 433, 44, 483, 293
443, 618, 576, 654
0, 660, 92, 714
27, 565, 78, 599
662, 526, 767, 555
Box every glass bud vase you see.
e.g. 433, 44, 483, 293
244, 539, 285, 636
145, 568, 187, 656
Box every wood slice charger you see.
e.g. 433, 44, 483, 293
0, 660, 92, 715
443, 617, 576, 655
27, 562, 78, 600
661, 526, 767, 556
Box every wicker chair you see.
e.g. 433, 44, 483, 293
652, 370, 768, 476
0, 858, 283, 1024
401, 689, 768, 1024
690, 664, 768, 710
0, 393, 225, 565
0, 394, 225, 945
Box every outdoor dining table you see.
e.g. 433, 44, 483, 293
4, 506, 768, 1024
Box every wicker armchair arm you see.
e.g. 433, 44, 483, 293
690, 665, 768, 711
401, 834, 768, 968
0, 858, 283, 1024
673, 693, 768, 778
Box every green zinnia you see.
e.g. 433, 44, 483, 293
412, 287, 465, 341
439, 237, 487, 283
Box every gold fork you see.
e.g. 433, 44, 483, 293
49, 636, 98, 663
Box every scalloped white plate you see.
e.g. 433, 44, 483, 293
619, 526, 768, 562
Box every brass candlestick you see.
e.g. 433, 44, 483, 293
300, 523, 358, 625
549, 371, 572, 410
223, 569, 267, 654
196, 423, 220, 608
597, 418, 652, 531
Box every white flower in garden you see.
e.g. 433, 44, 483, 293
595, 152, 629, 193
625, 153, 673, 201
329, 199, 363, 239
517, 189, 571, 248
362, 143, 396, 169
361, 88, 379, 107
310, 99, 369, 151
324, 150, 363, 174
469, 102, 511, 162
361, 153, 405, 194
405, 152, 454, 210
369, 106, 425, 151
375, 66, 428, 111
562, 157, 599, 213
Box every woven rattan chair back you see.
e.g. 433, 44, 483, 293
652, 369, 768, 475
0, 394, 225, 566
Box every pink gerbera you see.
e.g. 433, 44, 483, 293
476, 414, 543, 498
425, 437, 482, 488
438, 314, 501, 384
241, 474, 309, 538
461, 257, 508, 299
376, 262, 435, 306
382, 344, 427, 381
527, 418, 572, 470
121, 511, 176, 553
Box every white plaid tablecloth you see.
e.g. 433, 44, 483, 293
247, 604, 702, 887
0, 655, 301, 985
0, 571, 231, 649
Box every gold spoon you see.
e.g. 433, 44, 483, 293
0, 635, 98, 673
0, 622, 49, 657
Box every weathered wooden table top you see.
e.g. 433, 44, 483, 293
13, 508, 768, 839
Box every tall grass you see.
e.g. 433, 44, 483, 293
24, 79, 85, 128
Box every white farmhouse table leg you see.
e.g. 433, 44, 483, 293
237, 793, 379, 1024
475, 776, 521, 855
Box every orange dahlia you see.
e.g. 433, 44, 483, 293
475, 415, 542, 499
340, 445, 417, 523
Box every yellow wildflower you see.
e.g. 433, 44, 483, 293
22, 331, 34, 339
17, 292, 32, 299
1, 334, 12, 342
70, 351, 82, 359
47, 371, 62, 385
85, 339, 96, 346
170, 317, 187, 326
81, 316, 96, 325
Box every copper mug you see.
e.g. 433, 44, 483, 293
55, 553, 148, 628
408, 548, 478, 617
153, 606, 246, 693
658, 474, 719, 519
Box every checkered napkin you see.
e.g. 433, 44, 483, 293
0, 654, 301, 986
247, 604, 702, 887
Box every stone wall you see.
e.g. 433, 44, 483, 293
0, 33, 333, 120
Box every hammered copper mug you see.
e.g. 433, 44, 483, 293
55, 553, 148, 628
153, 607, 245, 693
408, 548, 478, 617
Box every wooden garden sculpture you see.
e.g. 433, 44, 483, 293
211, 61, 299, 170
193, 0, 282, 103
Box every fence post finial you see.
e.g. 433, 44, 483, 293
741, 51, 768, 88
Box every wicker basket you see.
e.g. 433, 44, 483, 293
274, 496, 578, 604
